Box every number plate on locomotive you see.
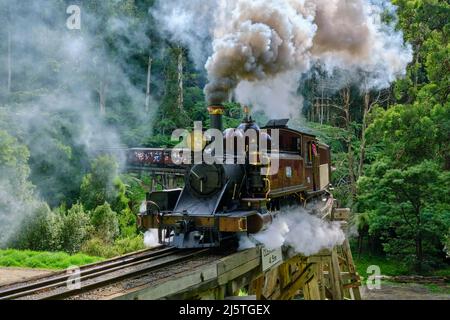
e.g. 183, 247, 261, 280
261, 247, 283, 272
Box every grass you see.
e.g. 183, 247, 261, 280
238, 289, 248, 296
432, 268, 450, 277
354, 254, 408, 278
0, 249, 104, 270
354, 253, 450, 278
423, 283, 450, 295
0, 236, 145, 270
81, 235, 146, 259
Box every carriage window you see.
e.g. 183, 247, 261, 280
306, 142, 319, 166
291, 137, 301, 153
305, 142, 310, 164
305, 142, 315, 165
286, 166, 292, 178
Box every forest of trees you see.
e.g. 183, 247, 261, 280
304, 0, 450, 272
0, 0, 448, 272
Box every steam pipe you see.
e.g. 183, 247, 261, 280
208, 105, 225, 131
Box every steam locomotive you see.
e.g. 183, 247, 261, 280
137, 105, 332, 248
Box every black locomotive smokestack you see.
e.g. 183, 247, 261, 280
208, 104, 224, 131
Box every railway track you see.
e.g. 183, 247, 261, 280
0, 246, 209, 300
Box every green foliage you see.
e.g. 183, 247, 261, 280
393, 0, 449, 104
0, 249, 103, 270
81, 235, 145, 259
154, 47, 193, 135
118, 207, 138, 238
25, 111, 88, 208
366, 103, 444, 166
238, 289, 248, 297
354, 253, 409, 277
0, 130, 31, 189
422, 283, 450, 295
0, 129, 38, 247
360, 98, 450, 272
359, 161, 449, 272
144, 133, 175, 148
81, 237, 119, 258
80, 155, 121, 211
349, 0, 450, 273
223, 102, 246, 129
91, 203, 120, 243
59, 203, 93, 254
10, 198, 137, 255
308, 123, 350, 153
432, 268, 450, 278
0, 0, 448, 274
79, 156, 137, 239
113, 236, 146, 255
80, 155, 132, 218
13, 204, 62, 251
13, 202, 94, 254
445, 233, 450, 258
1, 101, 91, 209
354, 251, 450, 278
122, 174, 147, 213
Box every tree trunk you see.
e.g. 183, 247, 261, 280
415, 237, 423, 273
145, 55, 152, 113
7, 17, 12, 94
358, 234, 363, 258
326, 99, 330, 124
343, 87, 357, 201
320, 87, 324, 125
347, 139, 357, 201
314, 99, 318, 122
358, 92, 370, 177
177, 49, 184, 111
99, 81, 107, 116
415, 207, 423, 273
414, 44, 421, 95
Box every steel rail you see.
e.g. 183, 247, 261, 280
0, 246, 177, 300
1, 248, 209, 300
40, 248, 210, 300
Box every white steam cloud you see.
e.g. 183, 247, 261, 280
235, 72, 305, 119
249, 208, 345, 256
151, 0, 216, 69
153, 0, 412, 116
238, 234, 257, 251
0, 1, 151, 247
144, 229, 160, 248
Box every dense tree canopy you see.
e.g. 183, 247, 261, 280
305, 0, 449, 271
354, 0, 449, 271
0, 0, 447, 271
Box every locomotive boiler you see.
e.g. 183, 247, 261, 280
137, 105, 332, 248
